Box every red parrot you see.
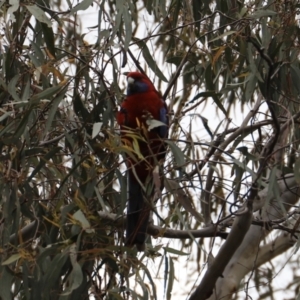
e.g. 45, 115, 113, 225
117, 72, 168, 250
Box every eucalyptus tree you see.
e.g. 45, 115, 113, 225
0, 1, 300, 299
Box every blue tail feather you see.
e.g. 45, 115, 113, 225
126, 172, 150, 250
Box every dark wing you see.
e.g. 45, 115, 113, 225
158, 102, 168, 138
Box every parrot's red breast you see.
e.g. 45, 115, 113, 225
117, 72, 168, 179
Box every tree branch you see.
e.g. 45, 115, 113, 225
97, 211, 228, 239
189, 208, 253, 300
207, 173, 300, 300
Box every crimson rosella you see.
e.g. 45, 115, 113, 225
117, 72, 168, 250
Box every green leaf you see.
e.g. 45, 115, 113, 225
165, 140, 185, 168
209, 30, 237, 43
70, 262, 83, 290
231, 157, 257, 178
8, 74, 21, 101
30, 84, 64, 103
73, 93, 90, 120
204, 65, 214, 90
192, 0, 201, 29
31, 41, 46, 64
61, 261, 83, 295
237, 146, 258, 161
245, 73, 257, 102
231, 127, 258, 150
137, 278, 149, 300
70, 0, 93, 13
265, 167, 286, 216
13, 110, 32, 139
42, 251, 68, 293
2, 253, 21, 265
294, 158, 300, 185
247, 45, 263, 82
187, 91, 221, 104
204, 66, 227, 115
92, 122, 102, 139
73, 210, 94, 233
231, 163, 244, 197
163, 253, 168, 294
7, 0, 19, 23
166, 256, 174, 300
251, 9, 277, 19
290, 65, 300, 94
134, 38, 168, 82
28, 54, 43, 69
199, 115, 213, 138
21, 80, 31, 102
41, 22, 56, 58
146, 119, 167, 131
43, 87, 67, 138
26, 5, 52, 27
0, 266, 13, 299
163, 247, 189, 256
140, 262, 157, 300
123, 9, 132, 50
166, 55, 183, 66
0, 111, 13, 122
27, 147, 61, 182
212, 94, 227, 116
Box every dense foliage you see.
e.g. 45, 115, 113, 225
0, 0, 300, 299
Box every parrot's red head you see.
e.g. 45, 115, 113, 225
126, 72, 156, 95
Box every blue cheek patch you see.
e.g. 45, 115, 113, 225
127, 81, 149, 95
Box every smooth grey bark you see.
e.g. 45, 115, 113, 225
207, 174, 300, 300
